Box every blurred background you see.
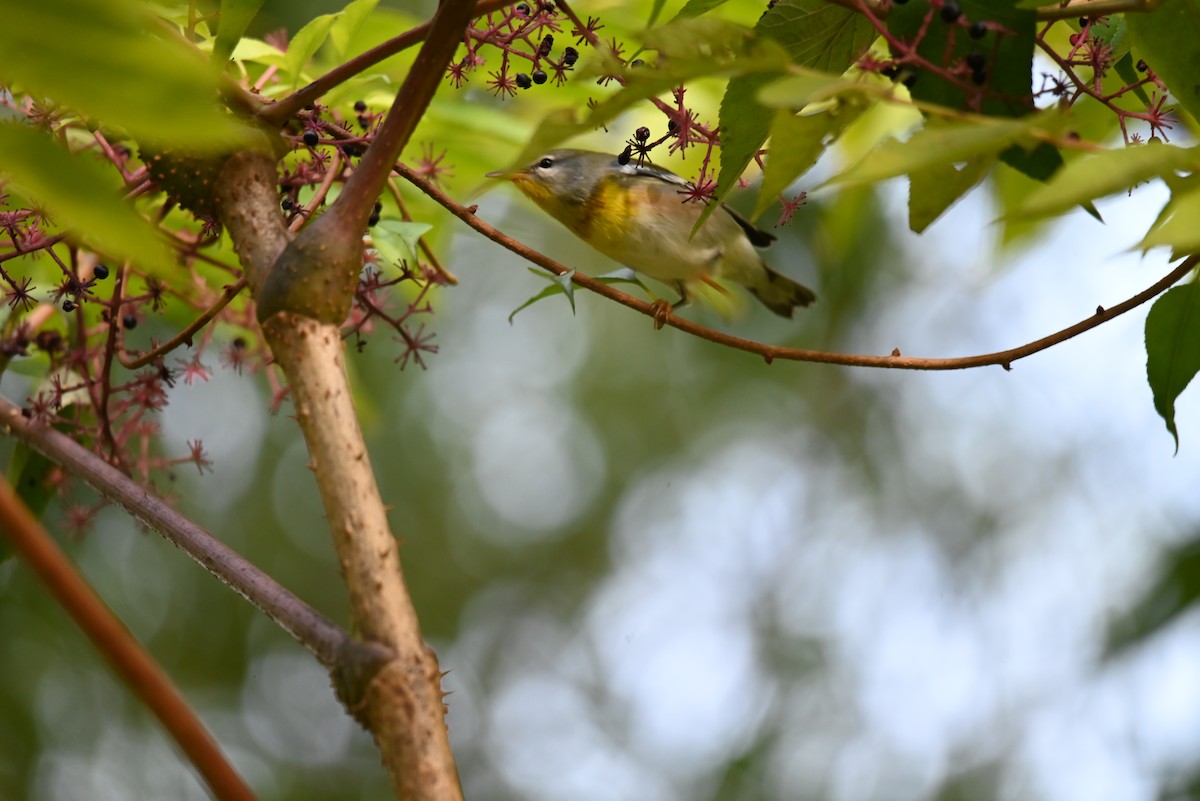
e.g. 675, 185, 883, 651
2, 1, 1200, 800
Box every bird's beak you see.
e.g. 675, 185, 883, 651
485, 166, 525, 181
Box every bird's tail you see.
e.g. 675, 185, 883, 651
748, 266, 817, 318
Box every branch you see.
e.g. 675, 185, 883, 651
118, 278, 248, 370
397, 164, 1198, 370
0, 476, 256, 801
260, 0, 514, 128
0, 394, 371, 673
822, 0, 1162, 20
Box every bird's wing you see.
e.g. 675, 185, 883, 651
617, 158, 777, 248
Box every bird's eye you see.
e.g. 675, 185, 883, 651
537, 157, 554, 169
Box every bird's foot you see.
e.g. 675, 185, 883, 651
649, 300, 672, 330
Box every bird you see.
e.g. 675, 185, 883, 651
486, 148, 816, 319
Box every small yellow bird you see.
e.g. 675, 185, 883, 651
487, 149, 816, 318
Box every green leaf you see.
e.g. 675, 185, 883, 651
714, 0, 876, 218
0, 123, 175, 274
1013, 143, 1200, 219
0, 0, 251, 150
371, 221, 433, 268
214, 0, 266, 63
1127, 0, 1200, 124
908, 156, 995, 233
671, 0, 732, 22
329, 0, 381, 59
510, 269, 578, 322
888, 0, 1036, 119
1146, 282, 1200, 450
825, 113, 1060, 187
1106, 536, 1200, 656
284, 12, 339, 86
1141, 185, 1200, 255
508, 269, 648, 323
754, 100, 868, 220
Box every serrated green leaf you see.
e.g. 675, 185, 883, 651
908, 156, 995, 233
713, 0, 876, 226
1127, 0, 1200, 124
284, 12, 339, 86
214, 0, 266, 63
0, 0, 251, 150
0, 124, 175, 274
371, 220, 432, 268
1141, 186, 1200, 254
1013, 143, 1200, 219
754, 101, 867, 220
826, 114, 1056, 187
1146, 282, 1200, 450
329, 0, 380, 58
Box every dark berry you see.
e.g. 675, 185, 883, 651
902, 69, 918, 88
357, 115, 370, 129
123, 314, 137, 330
630, 58, 645, 68
965, 51, 985, 70
882, 64, 900, 80
532, 69, 547, 85
367, 211, 380, 227
618, 146, 631, 165
940, 1, 961, 22
1078, 17, 1090, 27
62, 299, 76, 312
563, 46, 578, 66
354, 100, 367, 112
93, 264, 110, 280
541, 2, 555, 13
667, 118, 678, 132
1136, 59, 1148, 72
516, 2, 530, 14
374, 200, 383, 213
635, 126, 650, 142
303, 130, 319, 147
232, 337, 246, 350
281, 198, 294, 211
970, 68, 987, 85
968, 21, 987, 39
538, 35, 553, 57
515, 72, 533, 89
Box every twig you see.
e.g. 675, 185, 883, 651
0, 476, 257, 801
0, 394, 366, 671
118, 278, 248, 370
260, 0, 514, 127
397, 163, 1198, 371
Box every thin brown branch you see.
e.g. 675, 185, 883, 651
260, 0, 513, 128
397, 163, 1197, 370
0, 476, 257, 801
821, 0, 1161, 20
0, 394, 365, 671
118, 278, 248, 370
